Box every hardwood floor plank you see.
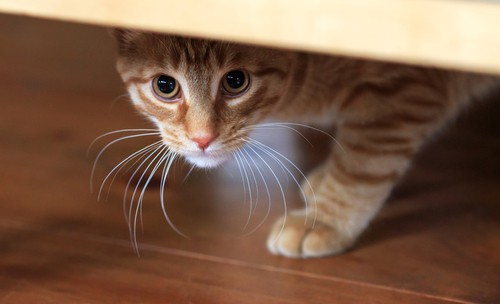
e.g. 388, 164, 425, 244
0, 223, 463, 304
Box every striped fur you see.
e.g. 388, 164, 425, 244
114, 30, 498, 258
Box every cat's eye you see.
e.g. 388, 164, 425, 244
153, 75, 180, 101
222, 70, 250, 96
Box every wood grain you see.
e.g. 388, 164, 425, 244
0, 0, 499, 75
0, 14, 499, 303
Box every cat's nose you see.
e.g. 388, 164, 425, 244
190, 133, 218, 151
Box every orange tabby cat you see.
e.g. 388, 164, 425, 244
113, 30, 498, 258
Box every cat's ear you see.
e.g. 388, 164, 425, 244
109, 28, 141, 52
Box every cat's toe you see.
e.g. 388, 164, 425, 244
300, 223, 349, 257
267, 214, 309, 258
267, 212, 351, 258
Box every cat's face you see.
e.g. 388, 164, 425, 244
115, 31, 292, 168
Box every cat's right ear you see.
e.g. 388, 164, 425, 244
109, 28, 141, 52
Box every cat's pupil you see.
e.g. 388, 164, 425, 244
225, 70, 246, 89
157, 75, 176, 94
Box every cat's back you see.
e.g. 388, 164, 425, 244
305, 53, 499, 114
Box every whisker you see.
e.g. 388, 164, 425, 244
233, 149, 248, 213
244, 143, 287, 245
109, 93, 131, 110
133, 147, 172, 253
123, 144, 164, 229
258, 122, 344, 153
247, 138, 317, 227
239, 149, 260, 224
182, 164, 196, 184
104, 141, 164, 202
90, 132, 161, 193
235, 151, 253, 231
243, 124, 313, 147
119, 144, 166, 221
97, 140, 163, 201
87, 128, 159, 156
129, 145, 168, 254
241, 147, 272, 236
160, 151, 188, 238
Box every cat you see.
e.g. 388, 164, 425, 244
112, 29, 498, 258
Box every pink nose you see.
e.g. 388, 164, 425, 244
191, 133, 218, 151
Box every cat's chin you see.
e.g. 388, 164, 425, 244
184, 153, 230, 168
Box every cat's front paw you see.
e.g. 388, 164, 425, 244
266, 211, 354, 258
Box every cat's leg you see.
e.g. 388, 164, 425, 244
301, 164, 327, 199
266, 127, 423, 258
267, 97, 450, 258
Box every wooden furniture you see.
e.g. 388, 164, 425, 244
0, 0, 500, 75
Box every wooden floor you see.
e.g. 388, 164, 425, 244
0, 14, 499, 304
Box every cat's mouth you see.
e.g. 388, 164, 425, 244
183, 151, 231, 168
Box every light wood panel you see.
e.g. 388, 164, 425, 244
0, 0, 500, 75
